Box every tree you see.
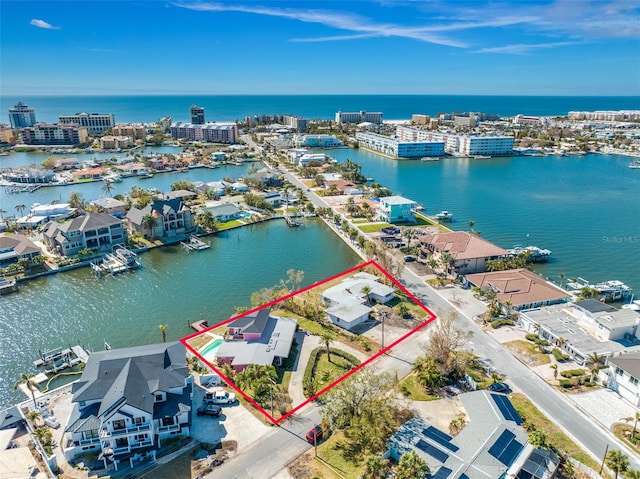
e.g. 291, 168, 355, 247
321, 332, 334, 363
397, 302, 410, 318
141, 214, 157, 239
606, 450, 629, 479
413, 356, 444, 391
26, 410, 41, 427
550, 364, 558, 380
159, 324, 167, 343
622, 411, 640, 440
423, 310, 472, 377
362, 455, 388, 479
625, 469, 640, 479
559, 272, 566, 288
439, 252, 455, 277
101, 181, 114, 197
529, 429, 549, 449
397, 450, 430, 479
14, 373, 39, 409
68, 192, 85, 209
361, 285, 372, 305
196, 210, 217, 233
15, 203, 26, 217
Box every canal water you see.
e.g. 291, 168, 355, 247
324, 148, 640, 297
0, 220, 361, 408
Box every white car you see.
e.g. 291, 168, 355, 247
204, 390, 236, 405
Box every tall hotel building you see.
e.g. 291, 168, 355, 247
335, 110, 383, 125
59, 113, 115, 134
190, 105, 205, 125
8, 102, 37, 128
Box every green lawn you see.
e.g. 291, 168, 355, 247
398, 374, 439, 401
415, 213, 452, 232
312, 349, 360, 390
217, 220, 243, 230
357, 223, 392, 233
316, 430, 365, 479
509, 393, 602, 472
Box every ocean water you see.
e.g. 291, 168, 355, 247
2, 95, 639, 124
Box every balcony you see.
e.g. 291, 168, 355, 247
157, 423, 180, 433
78, 437, 100, 446
130, 439, 154, 449
100, 423, 151, 438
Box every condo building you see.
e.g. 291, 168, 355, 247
20, 123, 89, 146
112, 124, 146, 140
335, 110, 383, 125
395, 125, 513, 156
59, 113, 115, 134
169, 122, 238, 144
8, 101, 37, 128
190, 105, 205, 125
356, 132, 444, 158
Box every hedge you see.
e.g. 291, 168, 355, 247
302, 347, 361, 397
491, 319, 515, 329
552, 348, 570, 361
525, 333, 539, 342
560, 369, 585, 378
559, 379, 572, 388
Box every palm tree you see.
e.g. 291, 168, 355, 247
159, 324, 167, 343
550, 364, 558, 380
625, 469, 640, 479
321, 332, 334, 363
586, 352, 602, 382
414, 356, 443, 391
623, 411, 640, 440
559, 272, 566, 288
468, 220, 475, 231
360, 285, 372, 305
14, 373, 39, 409
101, 180, 114, 197
15, 204, 26, 218
26, 410, 41, 427
439, 252, 455, 278
141, 214, 157, 239
68, 192, 85, 209
606, 450, 629, 479
362, 455, 388, 479
397, 450, 430, 479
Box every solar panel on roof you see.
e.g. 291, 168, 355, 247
488, 430, 524, 466
423, 426, 459, 452
416, 439, 449, 463
430, 466, 453, 479
491, 393, 523, 425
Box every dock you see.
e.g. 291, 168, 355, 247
181, 235, 211, 252
91, 246, 141, 276
0, 278, 18, 295
284, 213, 303, 227
190, 319, 209, 332
33, 345, 88, 375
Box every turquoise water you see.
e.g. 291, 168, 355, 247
324, 149, 640, 295
2, 95, 639, 124
201, 339, 223, 359
0, 219, 361, 408
238, 211, 252, 219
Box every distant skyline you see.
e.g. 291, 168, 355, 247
1, 1, 639, 96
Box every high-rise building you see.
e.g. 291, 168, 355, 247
8, 102, 37, 128
59, 112, 115, 134
190, 105, 205, 125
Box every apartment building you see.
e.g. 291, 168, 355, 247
335, 110, 383, 124
59, 113, 115, 134
355, 132, 444, 158
8, 101, 37, 128
100, 136, 133, 149
112, 124, 146, 140
20, 123, 89, 146
169, 122, 238, 143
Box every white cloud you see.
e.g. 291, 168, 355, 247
30, 19, 60, 30
475, 41, 581, 55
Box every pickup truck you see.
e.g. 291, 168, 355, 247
204, 390, 236, 405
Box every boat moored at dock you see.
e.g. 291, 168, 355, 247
507, 245, 552, 262
435, 210, 453, 221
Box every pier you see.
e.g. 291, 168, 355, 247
91, 246, 141, 276
283, 213, 303, 227
181, 235, 211, 252
0, 278, 18, 295
33, 345, 88, 375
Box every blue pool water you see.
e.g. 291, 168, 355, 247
201, 339, 223, 359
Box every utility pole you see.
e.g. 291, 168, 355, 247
599, 444, 609, 476
380, 310, 387, 351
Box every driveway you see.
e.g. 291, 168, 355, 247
191, 383, 271, 450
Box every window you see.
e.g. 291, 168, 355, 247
155, 394, 163, 402
133, 417, 145, 425
112, 419, 126, 430
631, 376, 639, 386
616, 367, 624, 376
161, 417, 175, 427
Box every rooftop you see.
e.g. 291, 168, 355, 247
419, 231, 508, 260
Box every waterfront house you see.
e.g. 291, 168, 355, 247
63, 342, 192, 471
385, 391, 559, 479
215, 308, 297, 372
419, 231, 508, 274
73, 167, 107, 181
0, 234, 41, 266
90, 198, 127, 218
321, 272, 395, 331
165, 189, 198, 202
601, 351, 640, 407
518, 300, 638, 365
377, 196, 418, 224
43, 213, 126, 256
466, 269, 571, 311
247, 167, 281, 187
200, 203, 242, 223
115, 162, 148, 176
126, 199, 195, 240
1, 168, 56, 184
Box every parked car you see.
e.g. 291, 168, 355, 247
487, 382, 509, 393
197, 404, 222, 417
404, 255, 416, 262
306, 425, 324, 444
204, 390, 237, 405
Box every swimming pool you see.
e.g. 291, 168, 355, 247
200, 338, 223, 360
238, 211, 252, 218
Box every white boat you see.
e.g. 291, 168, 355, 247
507, 245, 552, 262
629, 160, 640, 169
435, 211, 453, 221
103, 173, 122, 183
421, 157, 440, 161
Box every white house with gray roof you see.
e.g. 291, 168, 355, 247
322, 272, 395, 331
63, 342, 191, 471
43, 213, 126, 256
386, 391, 559, 479
601, 351, 640, 406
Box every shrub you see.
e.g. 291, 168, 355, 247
552, 348, 570, 361
559, 379, 572, 388
560, 369, 585, 378
525, 333, 539, 342
491, 319, 514, 329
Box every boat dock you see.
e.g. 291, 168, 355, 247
91, 246, 141, 276
566, 277, 633, 301
0, 278, 18, 295
33, 345, 88, 374
190, 319, 209, 332
181, 235, 211, 252
284, 213, 303, 227
508, 245, 552, 262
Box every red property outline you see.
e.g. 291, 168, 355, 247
181, 260, 437, 424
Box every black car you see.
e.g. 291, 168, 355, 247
197, 404, 222, 417
487, 382, 509, 393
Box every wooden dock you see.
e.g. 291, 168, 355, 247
284, 214, 303, 227
190, 319, 209, 332
181, 235, 211, 252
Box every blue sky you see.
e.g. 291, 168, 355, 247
1, 0, 639, 96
